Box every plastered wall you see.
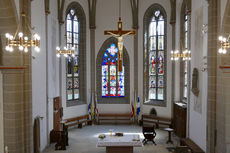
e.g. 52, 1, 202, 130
31, 0, 60, 151
188, 0, 208, 151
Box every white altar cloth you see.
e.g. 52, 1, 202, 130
97, 134, 142, 147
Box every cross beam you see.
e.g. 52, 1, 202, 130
104, 18, 136, 71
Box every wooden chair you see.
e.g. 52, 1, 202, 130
142, 126, 156, 145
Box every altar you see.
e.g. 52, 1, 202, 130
97, 134, 142, 153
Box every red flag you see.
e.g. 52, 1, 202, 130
131, 102, 134, 118
95, 93, 99, 116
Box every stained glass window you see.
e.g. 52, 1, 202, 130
66, 9, 80, 101
102, 44, 125, 97
148, 10, 165, 101
183, 14, 188, 99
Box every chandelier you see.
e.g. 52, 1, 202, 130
56, 46, 75, 58
5, 13, 40, 53
171, 49, 191, 61
218, 36, 229, 54
171, 38, 191, 61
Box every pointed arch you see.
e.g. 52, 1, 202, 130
65, 2, 86, 106
96, 37, 130, 104
143, 4, 167, 106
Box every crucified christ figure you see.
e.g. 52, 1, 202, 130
104, 17, 136, 72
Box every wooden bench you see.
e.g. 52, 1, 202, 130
180, 138, 204, 153
64, 115, 92, 129
98, 114, 131, 124
140, 114, 172, 129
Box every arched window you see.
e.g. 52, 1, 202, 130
183, 14, 188, 99
143, 4, 167, 106
65, 2, 86, 106
180, 0, 190, 101
66, 9, 80, 101
97, 37, 130, 104
102, 44, 125, 97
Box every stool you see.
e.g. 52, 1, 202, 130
164, 128, 174, 144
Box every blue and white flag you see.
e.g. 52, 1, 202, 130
88, 103, 91, 116
136, 97, 140, 116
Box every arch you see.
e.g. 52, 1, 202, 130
143, 3, 167, 28
96, 37, 130, 104
65, 2, 86, 106
143, 3, 167, 107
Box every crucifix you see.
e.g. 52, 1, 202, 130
104, 0, 136, 72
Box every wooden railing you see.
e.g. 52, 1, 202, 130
0, 66, 25, 70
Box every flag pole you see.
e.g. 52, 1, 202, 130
134, 90, 137, 123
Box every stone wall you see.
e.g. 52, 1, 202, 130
0, 0, 32, 152
216, 0, 230, 152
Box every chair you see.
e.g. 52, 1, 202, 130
142, 126, 156, 145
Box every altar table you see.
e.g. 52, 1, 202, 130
97, 134, 142, 153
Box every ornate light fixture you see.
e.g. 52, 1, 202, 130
56, 46, 75, 58
5, 13, 40, 53
218, 36, 229, 54
171, 49, 191, 61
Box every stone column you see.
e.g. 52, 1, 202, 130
90, 28, 96, 93
45, 0, 50, 145
170, 0, 176, 119
207, 0, 217, 152
130, 0, 139, 121
0, 71, 3, 153
88, 0, 96, 103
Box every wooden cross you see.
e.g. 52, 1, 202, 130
104, 17, 136, 72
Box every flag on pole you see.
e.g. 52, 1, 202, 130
134, 93, 137, 116
88, 103, 91, 116
91, 101, 94, 118
88, 92, 94, 119
95, 93, 99, 116
131, 101, 135, 118
136, 97, 140, 116
91, 92, 94, 118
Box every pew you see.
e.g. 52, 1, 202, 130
65, 115, 92, 129
140, 114, 172, 128
98, 113, 131, 124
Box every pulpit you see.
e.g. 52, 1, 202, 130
50, 97, 68, 150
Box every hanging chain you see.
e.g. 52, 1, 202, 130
119, 0, 121, 18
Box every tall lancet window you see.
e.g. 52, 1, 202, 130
101, 44, 125, 97
66, 9, 80, 101
148, 10, 165, 101
183, 14, 188, 99
144, 4, 167, 106
96, 37, 130, 104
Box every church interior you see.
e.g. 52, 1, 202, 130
0, 0, 229, 153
